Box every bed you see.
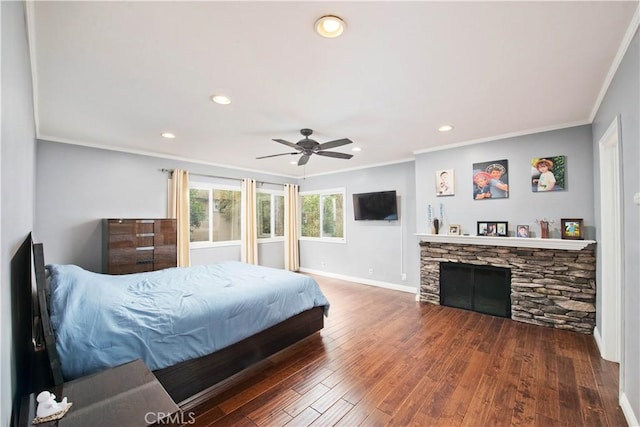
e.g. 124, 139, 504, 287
16, 234, 329, 408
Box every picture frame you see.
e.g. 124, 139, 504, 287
436, 169, 455, 196
448, 224, 461, 235
531, 155, 566, 192
477, 221, 508, 237
472, 159, 509, 200
561, 218, 584, 240
516, 225, 529, 238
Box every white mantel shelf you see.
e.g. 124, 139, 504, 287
415, 233, 595, 251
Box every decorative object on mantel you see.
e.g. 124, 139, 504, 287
477, 221, 508, 237
516, 225, 529, 238
33, 391, 72, 424
427, 203, 444, 234
448, 224, 461, 235
561, 218, 584, 240
536, 218, 554, 238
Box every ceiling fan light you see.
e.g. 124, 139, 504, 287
315, 15, 345, 38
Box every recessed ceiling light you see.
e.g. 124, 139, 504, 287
352, 147, 361, 152
211, 94, 231, 105
438, 125, 454, 132
290, 161, 298, 165
315, 15, 346, 38
161, 132, 176, 139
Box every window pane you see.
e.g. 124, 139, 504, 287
321, 194, 344, 238
274, 195, 284, 237
301, 194, 320, 237
257, 193, 271, 238
190, 189, 210, 242
212, 189, 241, 242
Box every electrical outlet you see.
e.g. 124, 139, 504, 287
634, 192, 640, 206
368, 268, 374, 275
401, 273, 407, 281
320, 261, 326, 268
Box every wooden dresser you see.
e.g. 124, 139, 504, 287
102, 218, 177, 274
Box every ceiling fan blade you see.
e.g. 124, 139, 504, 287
298, 154, 310, 166
315, 151, 353, 159
256, 152, 298, 159
273, 139, 302, 150
317, 138, 352, 150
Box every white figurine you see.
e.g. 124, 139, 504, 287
35, 391, 71, 419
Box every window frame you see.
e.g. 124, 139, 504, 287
189, 182, 242, 249
256, 188, 285, 243
299, 187, 347, 243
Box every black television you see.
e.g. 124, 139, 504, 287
353, 190, 398, 221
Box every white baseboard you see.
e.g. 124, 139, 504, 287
594, 326, 604, 356
299, 267, 417, 294
621, 392, 640, 427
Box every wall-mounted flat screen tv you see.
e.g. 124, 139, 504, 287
353, 190, 398, 221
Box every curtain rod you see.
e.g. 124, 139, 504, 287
160, 168, 288, 187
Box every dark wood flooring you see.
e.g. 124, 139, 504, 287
187, 275, 627, 426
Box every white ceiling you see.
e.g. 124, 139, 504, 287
29, 1, 638, 178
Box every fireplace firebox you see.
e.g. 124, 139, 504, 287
440, 262, 511, 318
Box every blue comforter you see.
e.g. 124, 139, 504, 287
48, 262, 329, 380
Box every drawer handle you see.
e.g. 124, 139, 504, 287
136, 260, 154, 265
136, 246, 154, 251
136, 233, 155, 237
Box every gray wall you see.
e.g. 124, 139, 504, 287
592, 28, 639, 423
297, 161, 418, 292
415, 125, 595, 239
35, 141, 293, 272
1, 1, 37, 424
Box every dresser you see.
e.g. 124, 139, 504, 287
102, 218, 177, 274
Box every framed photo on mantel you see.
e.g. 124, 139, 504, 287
477, 221, 508, 237
561, 218, 584, 240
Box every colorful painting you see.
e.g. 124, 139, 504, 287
472, 159, 509, 200
531, 155, 566, 191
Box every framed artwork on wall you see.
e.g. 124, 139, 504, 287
436, 169, 454, 196
561, 218, 584, 240
472, 159, 509, 200
531, 155, 566, 192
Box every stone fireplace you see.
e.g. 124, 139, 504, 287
418, 234, 597, 334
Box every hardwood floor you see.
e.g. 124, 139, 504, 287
187, 275, 627, 426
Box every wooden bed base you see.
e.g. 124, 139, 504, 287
155, 305, 324, 405
14, 234, 324, 412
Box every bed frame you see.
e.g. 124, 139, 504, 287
14, 234, 324, 410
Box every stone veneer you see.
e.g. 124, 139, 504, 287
419, 241, 596, 334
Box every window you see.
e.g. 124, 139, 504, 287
189, 185, 241, 246
257, 191, 284, 240
300, 189, 345, 241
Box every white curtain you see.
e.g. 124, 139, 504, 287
284, 183, 300, 271
241, 178, 258, 264
167, 168, 190, 267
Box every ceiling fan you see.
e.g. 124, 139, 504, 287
257, 128, 354, 166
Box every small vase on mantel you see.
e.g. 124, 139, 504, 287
539, 220, 549, 238
433, 218, 440, 235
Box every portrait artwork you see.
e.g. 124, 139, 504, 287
472, 159, 509, 200
436, 169, 454, 196
531, 155, 566, 192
